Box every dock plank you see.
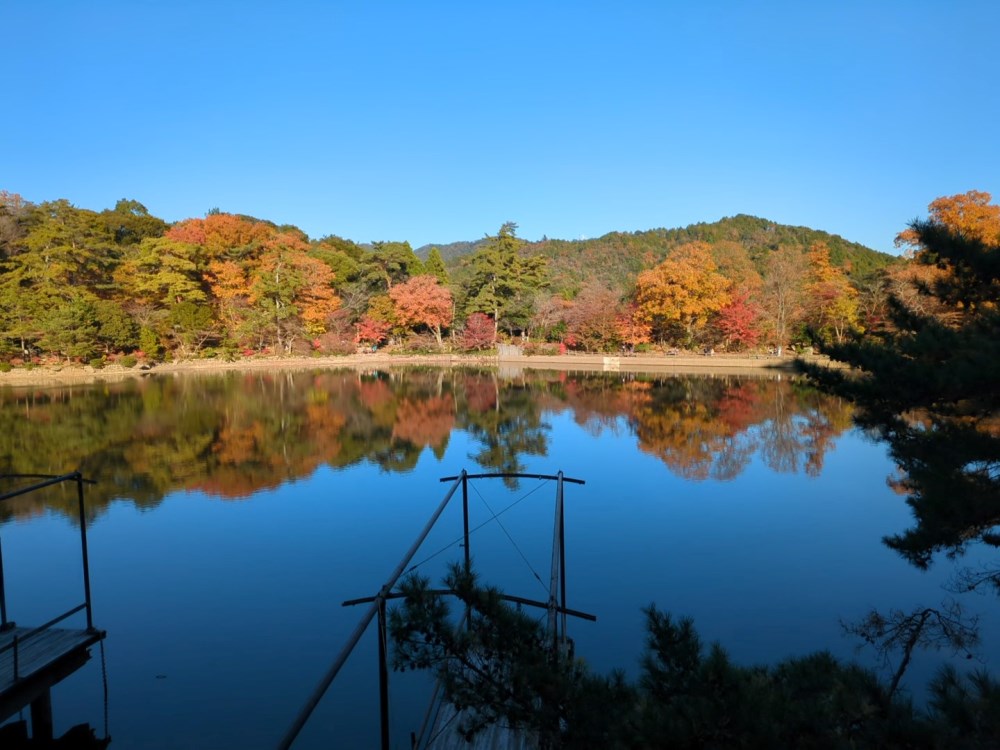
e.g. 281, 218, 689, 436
0, 627, 103, 693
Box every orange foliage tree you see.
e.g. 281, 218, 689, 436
356, 316, 391, 347
388, 274, 453, 347
187, 219, 342, 352
167, 213, 271, 260
890, 191, 1000, 326
250, 233, 341, 350
896, 190, 1000, 249
615, 305, 652, 350
205, 259, 253, 345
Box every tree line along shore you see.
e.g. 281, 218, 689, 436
0, 188, 993, 376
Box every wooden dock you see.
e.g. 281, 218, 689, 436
0, 625, 106, 724
1, 473, 107, 744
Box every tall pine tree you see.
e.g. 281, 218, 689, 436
464, 223, 547, 341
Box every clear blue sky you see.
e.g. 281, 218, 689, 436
5, 1, 998, 253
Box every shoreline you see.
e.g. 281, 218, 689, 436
0, 351, 824, 388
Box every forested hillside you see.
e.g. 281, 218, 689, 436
0, 188, 991, 365
419, 214, 897, 296
525, 215, 896, 294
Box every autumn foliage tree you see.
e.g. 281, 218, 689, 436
389, 274, 453, 348
802, 242, 860, 345
894, 190, 1000, 317
760, 246, 806, 353
563, 283, 622, 351
249, 233, 341, 350
166, 213, 271, 260
205, 258, 254, 345
615, 306, 652, 350
634, 242, 731, 347
896, 190, 1000, 250
356, 316, 391, 347
714, 289, 762, 350
461, 312, 495, 351
193, 217, 343, 352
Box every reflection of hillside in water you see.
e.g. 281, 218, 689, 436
0, 369, 852, 523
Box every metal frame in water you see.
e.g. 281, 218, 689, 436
277, 470, 593, 750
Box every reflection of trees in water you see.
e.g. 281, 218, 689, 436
595, 375, 854, 481
459, 373, 550, 488
755, 381, 853, 477
0, 369, 854, 523
0, 370, 457, 521
879, 417, 1000, 572
392, 396, 454, 460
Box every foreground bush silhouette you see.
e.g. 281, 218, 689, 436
390, 563, 999, 748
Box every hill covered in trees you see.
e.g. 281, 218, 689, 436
420, 214, 897, 295
537, 214, 896, 291
415, 239, 485, 263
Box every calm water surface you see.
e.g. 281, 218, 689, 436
1, 367, 996, 748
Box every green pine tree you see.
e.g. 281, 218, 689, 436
464, 222, 547, 340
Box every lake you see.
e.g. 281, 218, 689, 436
1, 366, 996, 748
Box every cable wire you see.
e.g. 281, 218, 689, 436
469, 481, 548, 595
405, 479, 548, 576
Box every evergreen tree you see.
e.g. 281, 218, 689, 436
424, 246, 449, 285
360, 240, 424, 291
391, 563, 1000, 747
464, 223, 548, 340
801, 215, 1000, 571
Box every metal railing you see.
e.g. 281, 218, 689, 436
0, 472, 98, 679
277, 470, 588, 750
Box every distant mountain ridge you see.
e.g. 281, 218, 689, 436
414, 239, 485, 262
417, 214, 898, 291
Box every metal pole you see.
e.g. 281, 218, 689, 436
548, 472, 564, 653
75, 473, 95, 632
558, 472, 567, 648
462, 474, 470, 574
30, 688, 54, 741
462, 473, 471, 632
377, 597, 390, 750
0, 534, 8, 630
277, 472, 466, 750
0, 472, 88, 503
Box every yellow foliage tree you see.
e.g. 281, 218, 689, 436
804, 243, 860, 345
634, 242, 731, 346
